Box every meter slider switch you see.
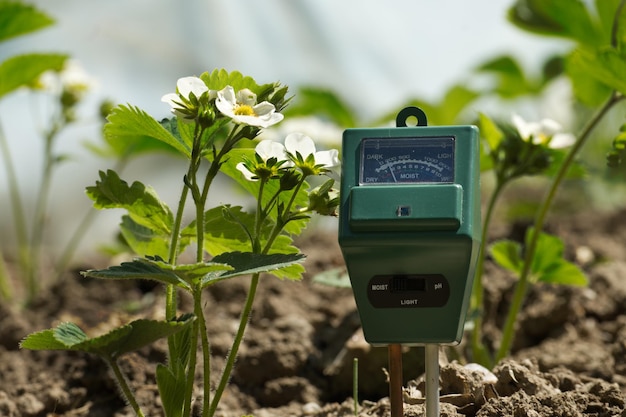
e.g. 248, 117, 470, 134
391, 275, 426, 292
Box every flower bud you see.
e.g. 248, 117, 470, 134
308, 179, 339, 216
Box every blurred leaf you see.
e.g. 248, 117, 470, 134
312, 267, 351, 288
0, 53, 67, 98
508, 0, 602, 46
104, 104, 191, 158
526, 228, 564, 274
539, 261, 588, 285
565, 51, 614, 106
477, 113, 503, 172
490, 240, 523, 273
478, 113, 504, 152
541, 55, 566, 82
492, 228, 588, 286
0, 1, 55, 42
570, 47, 626, 96
477, 55, 534, 97
596, 0, 626, 50
543, 149, 587, 179
284, 86, 356, 128
22, 318, 194, 360
86, 169, 173, 235
375, 84, 478, 126
526, 228, 588, 285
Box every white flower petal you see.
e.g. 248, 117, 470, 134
549, 133, 576, 149
255, 140, 287, 161
285, 133, 316, 157
216, 86, 237, 115
161, 92, 180, 106
236, 162, 257, 181
315, 149, 340, 168
237, 88, 257, 106
538, 118, 562, 136
177, 76, 208, 99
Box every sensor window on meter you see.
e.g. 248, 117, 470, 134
359, 137, 455, 185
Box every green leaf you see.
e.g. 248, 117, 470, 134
376, 84, 478, 126
569, 47, 626, 96
566, 51, 614, 106
539, 261, 588, 285
21, 318, 195, 360
508, 0, 602, 46
478, 113, 504, 152
54, 322, 88, 345
477, 55, 535, 98
200, 68, 260, 93
157, 364, 187, 417
119, 215, 170, 259
81, 257, 190, 290
104, 104, 191, 158
219, 148, 310, 235
0, 53, 67, 98
0, 1, 55, 42
205, 251, 305, 287
183, 205, 255, 255
490, 240, 523, 273
527, 228, 564, 275
284, 86, 356, 128
143, 257, 233, 287
90, 318, 193, 358
312, 267, 351, 288
256, 234, 306, 280
596, 0, 626, 51
20, 324, 80, 350
86, 169, 173, 235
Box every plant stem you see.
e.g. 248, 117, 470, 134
53, 159, 129, 282
183, 300, 200, 417
208, 272, 260, 417
495, 92, 624, 362
105, 356, 146, 417
0, 119, 29, 300
0, 252, 11, 300
28, 122, 61, 302
470, 179, 505, 367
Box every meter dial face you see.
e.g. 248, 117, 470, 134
359, 137, 455, 185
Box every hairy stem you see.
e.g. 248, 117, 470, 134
496, 92, 624, 362
105, 356, 146, 417
208, 272, 260, 417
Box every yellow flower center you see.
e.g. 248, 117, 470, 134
234, 104, 256, 116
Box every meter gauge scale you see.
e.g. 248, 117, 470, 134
359, 137, 455, 185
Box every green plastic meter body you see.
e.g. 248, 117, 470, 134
338, 119, 481, 346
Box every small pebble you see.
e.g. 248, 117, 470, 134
464, 363, 498, 384
302, 401, 322, 415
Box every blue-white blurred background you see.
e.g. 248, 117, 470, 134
0, 0, 568, 257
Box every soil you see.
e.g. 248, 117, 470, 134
2, 206, 626, 417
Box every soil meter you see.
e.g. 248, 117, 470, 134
338, 107, 481, 345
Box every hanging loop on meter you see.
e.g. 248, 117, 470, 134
396, 106, 428, 127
